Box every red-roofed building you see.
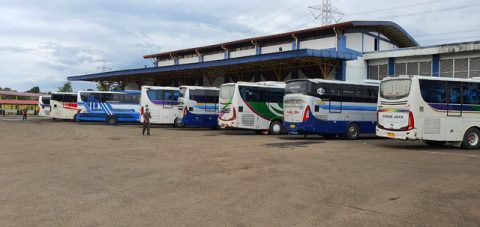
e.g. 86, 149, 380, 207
0, 91, 48, 115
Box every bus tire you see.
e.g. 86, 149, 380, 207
462, 127, 480, 150
106, 115, 118, 125
269, 121, 283, 135
73, 114, 79, 122
424, 140, 445, 147
345, 123, 360, 140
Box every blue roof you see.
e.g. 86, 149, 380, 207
68, 49, 360, 81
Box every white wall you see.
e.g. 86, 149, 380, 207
345, 33, 363, 52
299, 36, 336, 50
179, 57, 198, 64
363, 35, 375, 52
203, 53, 224, 62
158, 59, 174, 67
379, 40, 395, 51
345, 58, 368, 82
262, 43, 292, 54
230, 49, 256, 58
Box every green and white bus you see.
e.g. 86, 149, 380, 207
218, 81, 285, 135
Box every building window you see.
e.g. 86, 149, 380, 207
419, 61, 432, 76
470, 57, 480, 78
454, 58, 469, 78
440, 59, 453, 77
407, 62, 418, 76
374, 38, 379, 51
394, 63, 406, 76
369, 64, 388, 80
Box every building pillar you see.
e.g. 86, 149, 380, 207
335, 60, 346, 81
388, 57, 395, 76
432, 54, 440, 77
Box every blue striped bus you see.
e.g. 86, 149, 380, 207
76, 90, 141, 125
284, 79, 379, 139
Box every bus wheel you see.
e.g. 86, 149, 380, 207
269, 121, 283, 135
424, 140, 445, 147
73, 114, 79, 122
462, 128, 480, 150
106, 115, 118, 125
345, 123, 360, 140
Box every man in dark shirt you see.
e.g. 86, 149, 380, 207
142, 108, 152, 136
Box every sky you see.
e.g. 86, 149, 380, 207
0, 0, 479, 92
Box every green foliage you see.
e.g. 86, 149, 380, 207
58, 82, 73, 92
26, 86, 40, 93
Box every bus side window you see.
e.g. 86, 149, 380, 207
329, 84, 341, 102
463, 83, 479, 105
447, 82, 462, 104
420, 80, 447, 103
268, 88, 284, 103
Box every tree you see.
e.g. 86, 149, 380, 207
96, 81, 124, 91
2, 87, 12, 91
26, 86, 40, 93
87, 88, 94, 91
58, 82, 73, 92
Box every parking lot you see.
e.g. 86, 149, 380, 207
1, 117, 480, 226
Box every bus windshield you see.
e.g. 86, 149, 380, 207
147, 89, 180, 101
380, 79, 412, 100
285, 81, 309, 95
220, 85, 235, 100
189, 89, 219, 103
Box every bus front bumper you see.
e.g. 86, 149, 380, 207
376, 127, 417, 140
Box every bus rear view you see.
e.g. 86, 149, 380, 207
376, 77, 415, 140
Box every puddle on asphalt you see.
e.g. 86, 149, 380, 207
263, 141, 324, 148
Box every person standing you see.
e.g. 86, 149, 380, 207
22, 108, 28, 121
142, 108, 152, 136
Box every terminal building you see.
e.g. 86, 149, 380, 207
67, 20, 480, 88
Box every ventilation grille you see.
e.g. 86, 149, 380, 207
424, 118, 441, 134
241, 114, 255, 126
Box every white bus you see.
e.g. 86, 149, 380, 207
175, 86, 219, 128
50, 92, 78, 120
284, 79, 379, 139
218, 81, 285, 134
77, 90, 141, 125
140, 86, 180, 124
377, 75, 480, 149
38, 95, 51, 117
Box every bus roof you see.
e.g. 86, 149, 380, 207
179, 86, 219, 90
221, 81, 286, 88
287, 79, 379, 86
78, 90, 140, 94
383, 75, 480, 83
51, 92, 77, 95
141, 85, 179, 90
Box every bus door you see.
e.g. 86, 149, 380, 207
239, 86, 259, 128
162, 90, 179, 123
446, 81, 463, 140
328, 84, 342, 114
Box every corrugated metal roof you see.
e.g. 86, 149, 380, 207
68, 49, 360, 81
143, 20, 418, 59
